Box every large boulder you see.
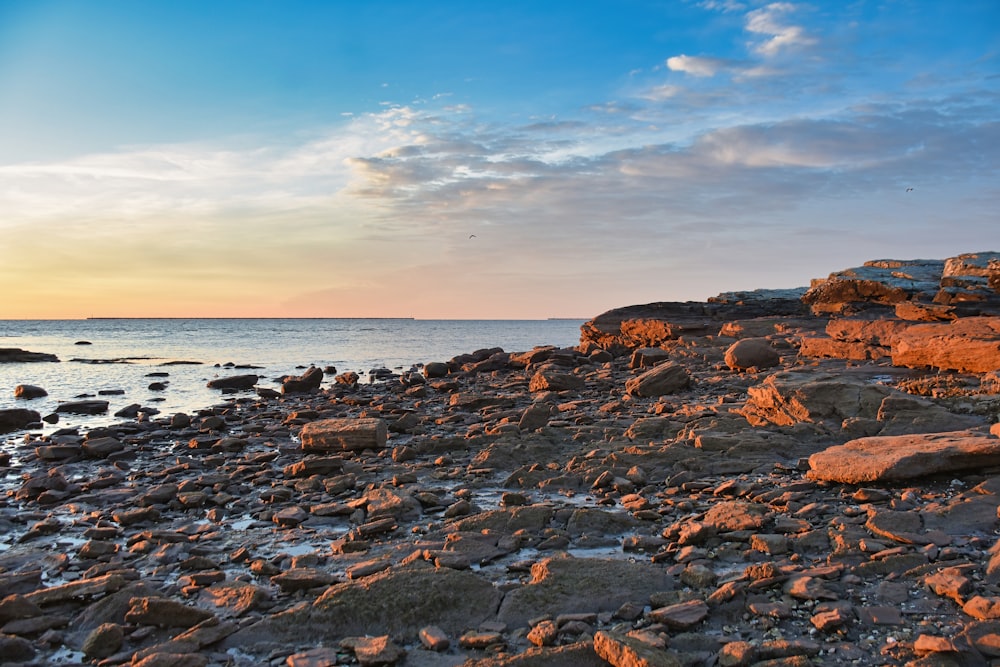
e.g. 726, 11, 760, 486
14, 384, 48, 399
281, 366, 324, 394
892, 316, 1000, 373
724, 338, 780, 371
300, 418, 387, 452
529, 367, 584, 392
625, 362, 691, 397
0, 408, 41, 433
808, 430, 1000, 484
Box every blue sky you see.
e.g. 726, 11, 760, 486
1, 1, 997, 318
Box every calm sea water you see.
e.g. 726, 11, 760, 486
0, 318, 585, 437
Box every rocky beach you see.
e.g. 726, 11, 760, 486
2, 252, 1000, 667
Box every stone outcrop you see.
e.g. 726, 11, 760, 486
206, 374, 258, 390
799, 255, 1000, 315
740, 370, 984, 436
582, 251, 1000, 393
892, 317, 1000, 373
579, 291, 807, 353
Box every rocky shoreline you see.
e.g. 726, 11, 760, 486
2, 251, 1000, 667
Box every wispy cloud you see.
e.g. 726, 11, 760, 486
698, 0, 747, 12
745, 2, 817, 56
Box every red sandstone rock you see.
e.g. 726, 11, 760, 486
300, 418, 387, 452
797, 336, 889, 361
341, 635, 405, 666
740, 371, 890, 428
419, 625, 450, 651
892, 316, 1000, 372
647, 599, 709, 629
802, 278, 908, 311
124, 596, 215, 628
593, 630, 681, 667
529, 367, 585, 392
826, 317, 911, 346
808, 430, 1000, 484
895, 301, 956, 322
625, 362, 691, 397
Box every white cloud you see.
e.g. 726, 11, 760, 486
745, 3, 817, 56
698, 0, 746, 12
666, 54, 728, 77
641, 84, 684, 101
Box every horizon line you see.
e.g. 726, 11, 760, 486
0, 316, 590, 322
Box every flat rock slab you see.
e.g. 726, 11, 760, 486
24, 573, 126, 606
206, 374, 258, 390
497, 556, 676, 628
300, 418, 387, 452
55, 400, 109, 415
0, 348, 59, 362
808, 430, 1000, 484
225, 563, 502, 649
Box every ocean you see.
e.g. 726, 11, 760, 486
0, 318, 585, 438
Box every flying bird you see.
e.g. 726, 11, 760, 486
469, 234, 477, 239
906, 187, 914, 192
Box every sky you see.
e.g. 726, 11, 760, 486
0, 1, 998, 319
